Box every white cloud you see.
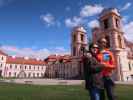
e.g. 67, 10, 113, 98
65, 16, 83, 28
0, 45, 50, 59
122, 16, 129, 24
55, 47, 65, 51
121, 2, 131, 11
40, 13, 55, 26
80, 4, 104, 17
0, 45, 69, 60
123, 21, 133, 42
65, 4, 104, 28
88, 20, 99, 28
40, 13, 61, 27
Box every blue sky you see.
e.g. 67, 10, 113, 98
0, 0, 133, 59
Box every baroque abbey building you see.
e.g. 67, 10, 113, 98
70, 8, 133, 81
0, 8, 132, 81
92, 8, 133, 81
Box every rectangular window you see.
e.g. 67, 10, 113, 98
28, 73, 31, 77
29, 66, 31, 70
15, 65, 17, 69
10, 65, 12, 69
41, 73, 44, 77
14, 72, 16, 77
20, 65, 22, 69
25, 66, 27, 69
37, 73, 39, 77
33, 73, 35, 77
9, 72, 11, 77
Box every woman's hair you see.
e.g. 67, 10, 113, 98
89, 43, 99, 54
89, 43, 98, 50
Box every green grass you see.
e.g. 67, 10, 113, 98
0, 82, 133, 100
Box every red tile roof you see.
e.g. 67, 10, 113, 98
45, 54, 72, 63
6, 56, 45, 65
0, 50, 8, 56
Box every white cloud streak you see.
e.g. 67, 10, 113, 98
65, 4, 104, 28
65, 16, 83, 28
40, 13, 55, 27
88, 20, 99, 28
121, 2, 131, 11
0, 45, 69, 60
80, 4, 104, 17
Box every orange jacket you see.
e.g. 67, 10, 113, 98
97, 48, 116, 77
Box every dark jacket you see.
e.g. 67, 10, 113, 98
83, 54, 104, 89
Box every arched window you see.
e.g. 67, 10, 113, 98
10, 65, 12, 69
25, 66, 27, 69
116, 18, 120, 28
103, 19, 109, 29
1, 56, 4, 60
80, 34, 84, 42
118, 35, 122, 48
9, 72, 11, 77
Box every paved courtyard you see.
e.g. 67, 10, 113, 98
1, 78, 133, 85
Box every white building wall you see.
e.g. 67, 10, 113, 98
2, 63, 46, 78
0, 55, 7, 77
117, 50, 133, 81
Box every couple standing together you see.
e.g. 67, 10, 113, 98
82, 38, 116, 100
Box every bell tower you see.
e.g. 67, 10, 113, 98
99, 8, 125, 50
71, 26, 88, 57
98, 8, 128, 81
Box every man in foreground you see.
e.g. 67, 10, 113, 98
97, 38, 116, 100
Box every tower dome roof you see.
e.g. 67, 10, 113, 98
99, 8, 120, 18
73, 26, 86, 33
